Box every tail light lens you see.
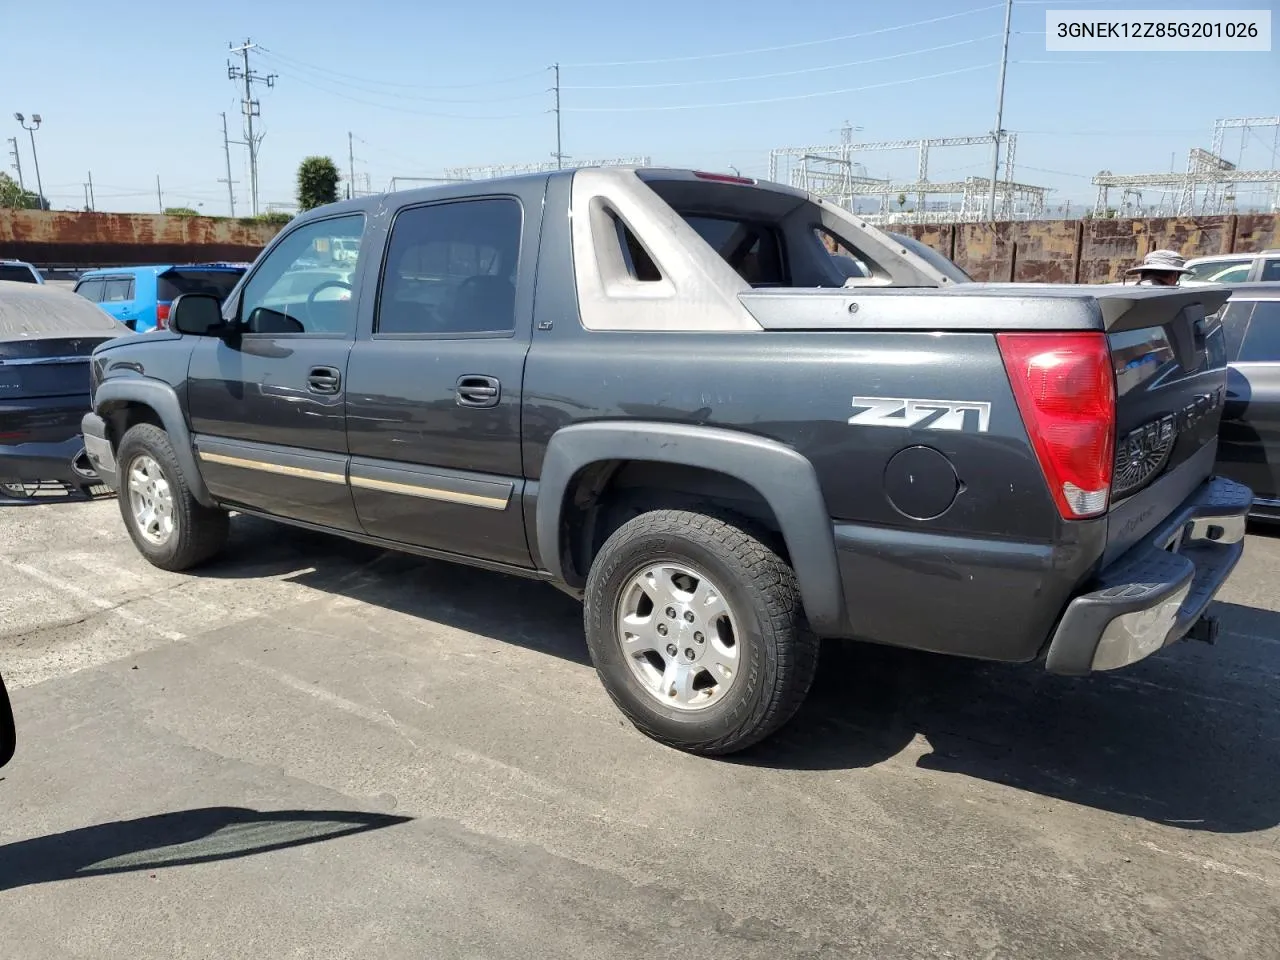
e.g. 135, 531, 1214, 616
997, 332, 1116, 520
155, 303, 171, 330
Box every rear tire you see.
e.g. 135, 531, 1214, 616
583, 509, 818, 755
116, 424, 228, 571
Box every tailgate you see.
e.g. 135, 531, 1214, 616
1098, 287, 1232, 562
0, 336, 106, 403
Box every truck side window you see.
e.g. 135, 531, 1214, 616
377, 198, 522, 336
238, 214, 365, 336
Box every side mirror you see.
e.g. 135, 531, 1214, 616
169, 293, 227, 336
0, 669, 14, 769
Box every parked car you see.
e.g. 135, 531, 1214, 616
73, 263, 249, 332
1182, 250, 1280, 286
81, 167, 1249, 755
0, 280, 131, 500
0, 258, 43, 284
1212, 284, 1280, 518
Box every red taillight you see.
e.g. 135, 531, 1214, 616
692, 171, 756, 185
997, 332, 1116, 520
155, 302, 171, 329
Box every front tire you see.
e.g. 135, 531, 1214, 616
583, 509, 818, 755
116, 424, 229, 571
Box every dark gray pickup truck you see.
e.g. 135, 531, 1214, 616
79, 167, 1251, 755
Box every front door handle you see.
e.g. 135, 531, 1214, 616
307, 365, 342, 394
456, 375, 500, 408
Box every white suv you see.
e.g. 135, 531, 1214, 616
1182, 250, 1280, 285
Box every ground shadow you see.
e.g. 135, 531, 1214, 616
198, 514, 590, 666
739, 600, 1280, 833
0, 806, 412, 892
194, 517, 1280, 834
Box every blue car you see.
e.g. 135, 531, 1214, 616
73, 262, 247, 332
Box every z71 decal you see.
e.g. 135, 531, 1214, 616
849, 396, 992, 433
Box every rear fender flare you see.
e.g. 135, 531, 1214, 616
94, 378, 215, 507
536, 421, 846, 634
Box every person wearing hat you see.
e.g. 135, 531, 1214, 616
1124, 249, 1191, 286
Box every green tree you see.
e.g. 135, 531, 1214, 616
164, 206, 200, 217
0, 172, 49, 210
296, 156, 340, 211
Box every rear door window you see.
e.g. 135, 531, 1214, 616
74, 278, 105, 302
102, 278, 134, 302
1236, 301, 1280, 363
376, 198, 521, 336
1261, 259, 1280, 282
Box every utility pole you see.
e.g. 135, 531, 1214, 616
228, 39, 277, 216
6, 138, 23, 192
156, 175, 163, 212
348, 131, 355, 200
86, 171, 95, 211
987, 0, 1014, 221
14, 113, 44, 209
550, 63, 566, 170
219, 112, 238, 216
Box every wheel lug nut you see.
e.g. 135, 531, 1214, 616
666, 607, 677, 619
657, 623, 668, 636
666, 644, 678, 657
684, 611, 695, 623
694, 632, 704, 643
684, 648, 695, 659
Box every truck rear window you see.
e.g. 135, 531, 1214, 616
158, 270, 244, 302
681, 216, 786, 286
616, 215, 786, 286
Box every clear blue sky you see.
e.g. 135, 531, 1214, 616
2, 0, 1277, 214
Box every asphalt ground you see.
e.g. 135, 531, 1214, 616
2, 497, 1278, 959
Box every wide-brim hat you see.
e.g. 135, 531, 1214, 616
1125, 249, 1191, 275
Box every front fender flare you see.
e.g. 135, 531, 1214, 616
536, 421, 846, 634
93, 378, 216, 507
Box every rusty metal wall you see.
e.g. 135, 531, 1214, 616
0, 210, 284, 267
4, 207, 1277, 280
903, 213, 1279, 283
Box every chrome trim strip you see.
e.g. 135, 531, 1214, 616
349, 474, 510, 510
197, 450, 346, 485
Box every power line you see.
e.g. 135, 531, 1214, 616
255, 50, 543, 104
256, 47, 547, 91
262, 65, 540, 120
562, 3, 1003, 67
563, 35, 1001, 90
564, 63, 997, 113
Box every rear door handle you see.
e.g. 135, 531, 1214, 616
456, 375, 500, 408
307, 365, 342, 394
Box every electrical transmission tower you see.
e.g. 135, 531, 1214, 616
227, 39, 276, 216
